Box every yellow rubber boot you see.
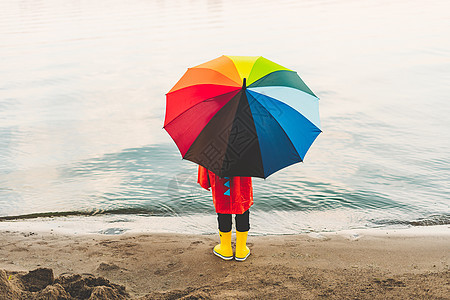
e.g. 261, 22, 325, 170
235, 231, 250, 261
213, 231, 233, 260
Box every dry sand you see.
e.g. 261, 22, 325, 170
0, 229, 449, 299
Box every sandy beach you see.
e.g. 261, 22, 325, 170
0, 229, 449, 299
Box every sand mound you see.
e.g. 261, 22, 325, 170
0, 267, 130, 299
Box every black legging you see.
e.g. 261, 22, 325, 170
217, 209, 250, 232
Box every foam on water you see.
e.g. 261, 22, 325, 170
0, 210, 448, 237
1, 213, 449, 240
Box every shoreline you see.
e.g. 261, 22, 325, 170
0, 212, 448, 237
1, 229, 449, 299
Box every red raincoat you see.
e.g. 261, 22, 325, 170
197, 165, 253, 214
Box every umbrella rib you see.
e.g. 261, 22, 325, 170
163, 89, 240, 129
248, 71, 318, 99
247, 91, 304, 163
218, 90, 265, 178
192, 67, 242, 87
248, 87, 321, 130
245, 56, 263, 85
166, 83, 240, 96
181, 90, 244, 172
167, 67, 241, 94
247, 69, 294, 87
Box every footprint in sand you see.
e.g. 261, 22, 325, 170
96, 262, 121, 272
190, 240, 204, 246
10, 247, 29, 252
154, 262, 178, 276
172, 248, 184, 255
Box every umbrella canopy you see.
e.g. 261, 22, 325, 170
164, 55, 321, 179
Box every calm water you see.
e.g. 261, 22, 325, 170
0, 0, 449, 234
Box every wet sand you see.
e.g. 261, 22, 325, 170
0, 230, 449, 299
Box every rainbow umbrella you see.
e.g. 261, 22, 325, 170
164, 55, 321, 179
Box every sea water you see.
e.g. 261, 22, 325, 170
0, 0, 449, 235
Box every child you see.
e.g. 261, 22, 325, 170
197, 165, 253, 261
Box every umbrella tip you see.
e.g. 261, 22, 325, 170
242, 78, 246, 88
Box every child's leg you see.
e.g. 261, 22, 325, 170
235, 209, 250, 261
217, 213, 232, 232
235, 209, 250, 232
214, 213, 233, 260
